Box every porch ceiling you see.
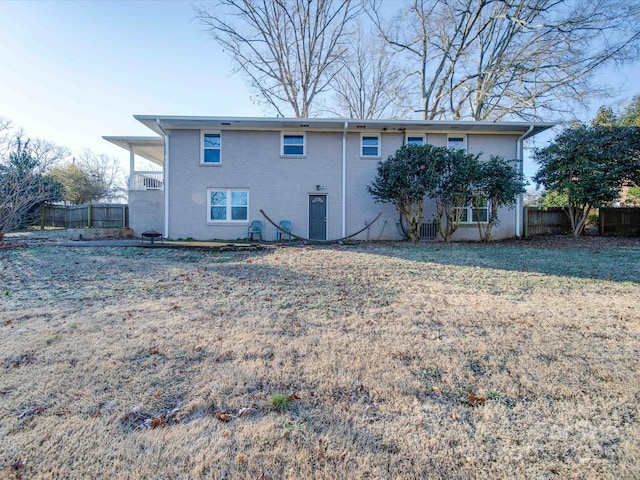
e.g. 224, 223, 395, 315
103, 136, 164, 166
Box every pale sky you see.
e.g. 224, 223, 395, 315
1, 0, 638, 178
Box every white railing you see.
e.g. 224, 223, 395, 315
131, 171, 164, 190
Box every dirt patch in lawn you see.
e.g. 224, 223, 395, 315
0, 240, 639, 479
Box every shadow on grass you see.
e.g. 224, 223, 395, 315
357, 237, 640, 284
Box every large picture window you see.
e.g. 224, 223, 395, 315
208, 189, 248, 222
202, 132, 221, 164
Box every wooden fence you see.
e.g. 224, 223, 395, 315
525, 207, 640, 237
39, 204, 129, 229
599, 208, 640, 236
523, 207, 572, 237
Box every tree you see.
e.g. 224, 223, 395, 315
431, 147, 481, 242
196, 0, 361, 117
76, 150, 127, 202
474, 156, 527, 242
48, 163, 103, 205
619, 95, 640, 127
48, 151, 127, 204
0, 136, 64, 240
329, 22, 410, 119
371, 0, 640, 121
533, 125, 640, 236
368, 144, 443, 241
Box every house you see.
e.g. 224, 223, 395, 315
104, 116, 553, 242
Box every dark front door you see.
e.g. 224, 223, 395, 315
309, 195, 327, 240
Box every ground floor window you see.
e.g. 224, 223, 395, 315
457, 195, 489, 223
207, 189, 248, 222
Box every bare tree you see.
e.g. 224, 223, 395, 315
0, 132, 67, 240
196, 0, 362, 117
76, 149, 127, 202
371, 0, 640, 121
329, 22, 410, 119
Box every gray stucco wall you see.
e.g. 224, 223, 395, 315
128, 189, 164, 237
163, 128, 524, 241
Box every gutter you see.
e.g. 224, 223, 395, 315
515, 125, 534, 238
156, 119, 169, 239
342, 121, 348, 237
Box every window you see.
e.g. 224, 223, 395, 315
208, 189, 248, 222
447, 135, 466, 150
202, 132, 221, 164
406, 135, 425, 146
456, 195, 489, 224
361, 134, 380, 157
282, 133, 305, 156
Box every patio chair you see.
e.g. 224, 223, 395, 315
247, 220, 263, 241
277, 220, 293, 242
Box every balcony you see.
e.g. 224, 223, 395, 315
131, 171, 164, 191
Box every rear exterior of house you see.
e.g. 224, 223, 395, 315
105, 116, 553, 242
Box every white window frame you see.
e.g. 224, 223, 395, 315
201, 131, 222, 165
281, 132, 306, 156
406, 134, 426, 146
207, 188, 249, 223
447, 134, 467, 151
456, 195, 489, 224
361, 133, 381, 158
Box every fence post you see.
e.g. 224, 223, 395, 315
599, 209, 604, 235
523, 207, 528, 238
40, 206, 46, 230
88, 204, 93, 228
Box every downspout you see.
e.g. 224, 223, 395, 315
156, 119, 169, 239
515, 125, 534, 238
342, 121, 348, 238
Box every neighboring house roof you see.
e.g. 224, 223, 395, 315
133, 115, 555, 139
102, 136, 164, 166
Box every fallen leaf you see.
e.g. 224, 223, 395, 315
194, 345, 202, 352
468, 393, 486, 406
246, 259, 252, 264
151, 416, 167, 429
216, 412, 232, 422
222, 431, 230, 437
5, 319, 12, 325
237, 454, 245, 462
153, 390, 161, 399
432, 386, 442, 395
287, 394, 301, 401
150, 348, 159, 355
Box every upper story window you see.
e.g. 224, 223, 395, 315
447, 135, 466, 150
406, 135, 426, 146
202, 132, 221, 164
361, 134, 380, 157
282, 133, 305, 156
208, 188, 248, 222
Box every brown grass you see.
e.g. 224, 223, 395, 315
1, 238, 639, 479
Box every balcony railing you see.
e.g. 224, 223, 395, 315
131, 171, 164, 191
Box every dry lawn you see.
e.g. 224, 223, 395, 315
1, 236, 639, 479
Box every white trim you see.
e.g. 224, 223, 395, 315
360, 133, 381, 158
207, 188, 249, 223
155, 119, 169, 239
516, 125, 534, 238
342, 122, 347, 237
281, 131, 306, 157
405, 133, 426, 146
447, 134, 467, 150
201, 130, 222, 165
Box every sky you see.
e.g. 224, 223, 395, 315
1, 0, 639, 179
